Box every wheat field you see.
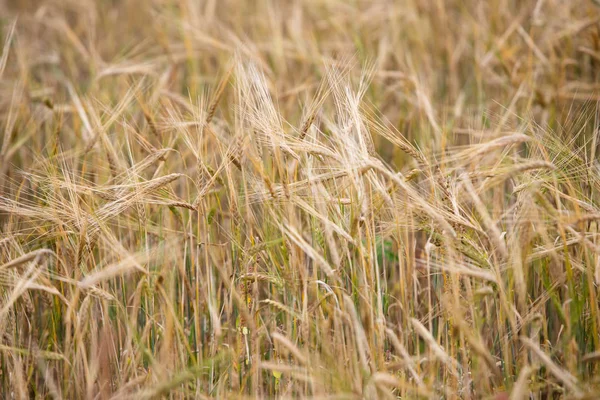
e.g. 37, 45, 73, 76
2, 0, 600, 398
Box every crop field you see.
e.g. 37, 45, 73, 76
2, 0, 600, 398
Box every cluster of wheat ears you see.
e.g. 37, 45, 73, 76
2, 0, 600, 399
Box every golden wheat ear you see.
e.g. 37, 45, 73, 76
2, 0, 600, 398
